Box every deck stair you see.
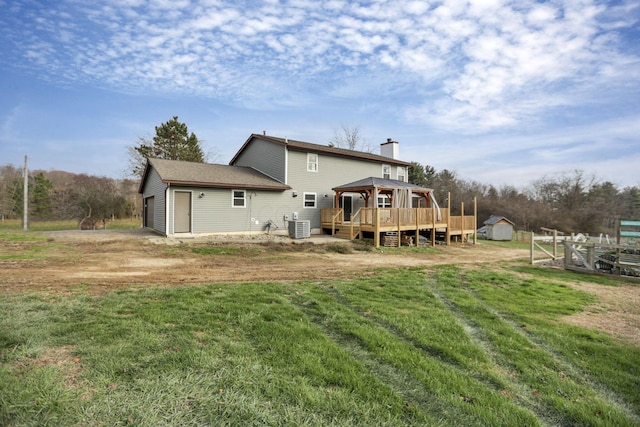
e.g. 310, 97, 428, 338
334, 227, 357, 240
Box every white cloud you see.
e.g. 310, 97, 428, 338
1, 0, 638, 133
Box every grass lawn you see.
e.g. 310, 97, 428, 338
0, 218, 141, 232
1, 264, 639, 425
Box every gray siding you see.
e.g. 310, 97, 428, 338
172, 187, 290, 234
141, 167, 167, 235
488, 223, 513, 241
285, 150, 384, 228
233, 138, 286, 183
166, 188, 178, 235
151, 137, 409, 236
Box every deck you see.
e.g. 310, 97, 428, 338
321, 207, 477, 247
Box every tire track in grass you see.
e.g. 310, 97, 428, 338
288, 283, 542, 427
429, 268, 640, 427
424, 275, 562, 426
477, 289, 640, 425
289, 289, 454, 426
323, 280, 509, 391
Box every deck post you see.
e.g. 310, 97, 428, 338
431, 206, 436, 247
397, 208, 401, 247
446, 192, 451, 245
473, 197, 477, 245
374, 209, 380, 248
460, 202, 464, 243
350, 214, 354, 240
415, 208, 419, 246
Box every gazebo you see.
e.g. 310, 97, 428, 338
321, 177, 476, 247
332, 177, 440, 211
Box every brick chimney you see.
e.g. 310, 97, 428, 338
380, 138, 399, 160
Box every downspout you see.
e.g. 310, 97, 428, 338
165, 183, 170, 237
284, 144, 289, 185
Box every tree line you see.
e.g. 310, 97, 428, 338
0, 166, 140, 229
2, 162, 637, 235
409, 163, 640, 235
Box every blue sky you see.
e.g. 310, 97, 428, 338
1, 0, 639, 189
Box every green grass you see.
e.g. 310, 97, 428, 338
0, 218, 141, 232
1, 267, 639, 426
479, 238, 532, 250
191, 246, 262, 256
0, 231, 60, 261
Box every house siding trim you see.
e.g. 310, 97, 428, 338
165, 185, 170, 236
230, 134, 412, 167
140, 166, 168, 236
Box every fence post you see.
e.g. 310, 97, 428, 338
530, 231, 535, 265
553, 229, 557, 260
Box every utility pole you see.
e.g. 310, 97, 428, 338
23, 155, 28, 231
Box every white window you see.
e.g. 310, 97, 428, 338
232, 190, 246, 207
304, 192, 317, 208
397, 167, 406, 182
377, 195, 391, 208
382, 164, 391, 179
307, 153, 318, 172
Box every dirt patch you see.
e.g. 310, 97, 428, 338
13, 345, 90, 396
562, 282, 640, 346
0, 230, 529, 294
2, 229, 638, 345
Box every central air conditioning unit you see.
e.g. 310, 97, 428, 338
288, 220, 311, 239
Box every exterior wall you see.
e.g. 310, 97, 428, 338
153, 136, 411, 236
166, 187, 177, 235
166, 186, 290, 235
487, 223, 513, 241
233, 138, 287, 182
285, 150, 385, 229
141, 167, 167, 235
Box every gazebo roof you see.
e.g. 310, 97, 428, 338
332, 177, 433, 193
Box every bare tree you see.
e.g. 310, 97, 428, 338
71, 175, 128, 229
0, 165, 23, 218
328, 125, 373, 152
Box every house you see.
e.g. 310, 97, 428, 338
481, 215, 515, 241
139, 133, 412, 237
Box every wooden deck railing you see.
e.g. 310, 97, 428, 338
320, 208, 343, 235
321, 207, 476, 247
353, 208, 449, 228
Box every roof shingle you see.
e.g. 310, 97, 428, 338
145, 158, 290, 190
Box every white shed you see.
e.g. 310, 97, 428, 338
483, 215, 515, 241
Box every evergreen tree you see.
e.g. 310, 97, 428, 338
31, 172, 54, 219
408, 162, 437, 188
408, 162, 428, 187
129, 116, 205, 177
